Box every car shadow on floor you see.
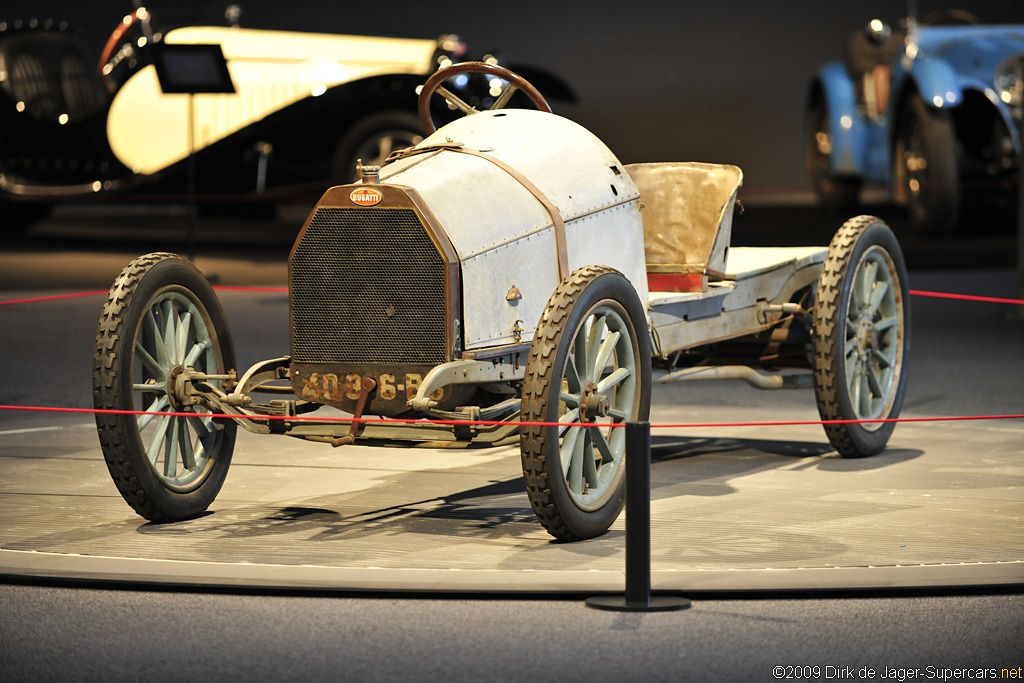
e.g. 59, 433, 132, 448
650, 433, 924, 498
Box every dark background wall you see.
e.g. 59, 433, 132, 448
6, 1, 1024, 195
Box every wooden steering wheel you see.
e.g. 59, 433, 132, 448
417, 61, 552, 135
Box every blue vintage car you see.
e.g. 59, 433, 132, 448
806, 10, 1024, 234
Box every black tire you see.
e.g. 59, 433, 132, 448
893, 97, 960, 235
812, 216, 910, 457
93, 253, 236, 521
330, 110, 425, 183
806, 91, 862, 211
521, 266, 652, 541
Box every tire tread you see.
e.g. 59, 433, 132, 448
521, 265, 626, 541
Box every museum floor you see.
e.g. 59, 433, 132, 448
1, 401, 1021, 594
1, 206, 1021, 595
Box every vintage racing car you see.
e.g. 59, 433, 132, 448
806, 9, 1024, 234
92, 62, 911, 541
0, 4, 571, 232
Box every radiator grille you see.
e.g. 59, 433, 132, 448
290, 207, 449, 364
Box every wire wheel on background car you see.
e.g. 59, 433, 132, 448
521, 266, 652, 541
894, 97, 960, 235
93, 253, 236, 522
812, 216, 910, 457
331, 110, 425, 182
806, 91, 861, 211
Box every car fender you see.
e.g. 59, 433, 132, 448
900, 56, 964, 111
812, 61, 869, 176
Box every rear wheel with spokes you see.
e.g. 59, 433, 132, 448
93, 253, 236, 521
812, 216, 910, 457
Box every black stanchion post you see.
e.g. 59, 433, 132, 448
1015, 115, 1023, 318
586, 421, 690, 612
624, 419, 651, 605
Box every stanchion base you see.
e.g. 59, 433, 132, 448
585, 595, 691, 612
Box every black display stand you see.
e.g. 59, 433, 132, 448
586, 422, 691, 612
152, 43, 235, 262
1016, 115, 1024, 318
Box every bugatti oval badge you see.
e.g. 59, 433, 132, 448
350, 188, 383, 206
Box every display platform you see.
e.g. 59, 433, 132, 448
2, 260, 1022, 596
2, 403, 1021, 594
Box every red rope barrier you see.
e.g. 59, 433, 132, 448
909, 289, 1024, 305
0, 286, 290, 306
0, 290, 111, 306
1, 404, 1020, 429
3, 287, 1022, 307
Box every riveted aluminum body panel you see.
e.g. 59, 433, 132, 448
381, 109, 648, 349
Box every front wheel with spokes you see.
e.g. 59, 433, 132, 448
93, 253, 236, 521
812, 216, 910, 457
521, 266, 651, 541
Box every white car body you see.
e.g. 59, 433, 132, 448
107, 26, 438, 175
380, 109, 649, 350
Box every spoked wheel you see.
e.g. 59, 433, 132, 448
894, 97, 960, 235
812, 216, 910, 457
93, 253, 236, 521
331, 110, 425, 183
521, 266, 651, 541
806, 91, 861, 211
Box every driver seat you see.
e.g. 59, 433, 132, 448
626, 162, 743, 293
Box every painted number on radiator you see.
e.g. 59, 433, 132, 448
378, 374, 397, 400
405, 374, 421, 402
301, 372, 443, 403
345, 374, 362, 400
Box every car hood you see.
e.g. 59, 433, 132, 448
165, 26, 438, 73
917, 25, 1024, 84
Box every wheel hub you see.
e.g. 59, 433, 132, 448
168, 365, 204, 408
579, 382, 609, 422
167, 365, 186, 410
855, 317, 874, 359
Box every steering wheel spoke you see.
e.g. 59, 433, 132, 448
491, 83, 519, 110
433, 85, 478, 116
417, 62, 552, 134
